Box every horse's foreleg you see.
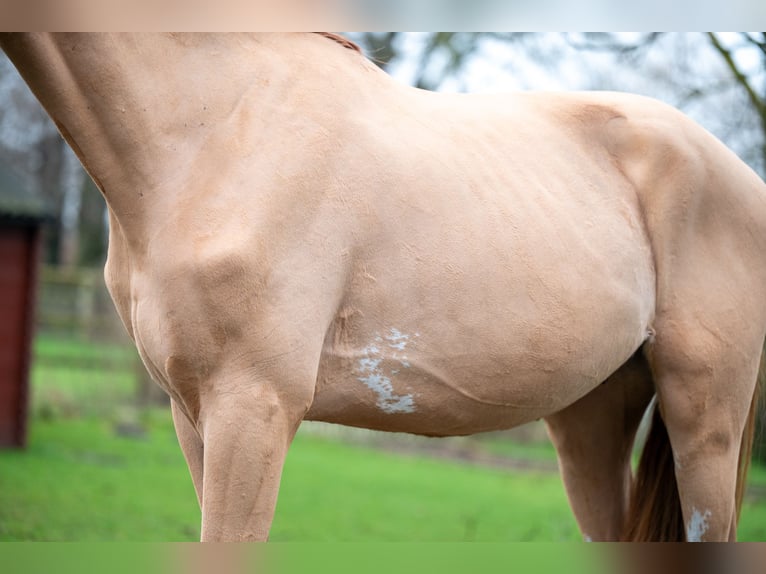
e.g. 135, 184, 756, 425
171, 399, 204, 507
197, 380, 308, 542
545, 353, 654, 541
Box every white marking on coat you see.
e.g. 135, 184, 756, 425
385, 328, 410, 351
356, 341, 415, 414
383, 328, 415, 369
686, 508, 712, 542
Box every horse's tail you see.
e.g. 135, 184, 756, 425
622, 350, 764, 541
620, 402, 684, 541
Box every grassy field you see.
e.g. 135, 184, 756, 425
1, 334, 765, 541
29, 336, 137, 419
0, 413, 582, 541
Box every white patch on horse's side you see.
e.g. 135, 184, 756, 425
385, 328, 410, 351
356, 340, 415, 414
383, 328, 415, 369
686, 508, 712, 542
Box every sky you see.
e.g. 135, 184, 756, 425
386, 33, 598, 92
385, 33, 764, 94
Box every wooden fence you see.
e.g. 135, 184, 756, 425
34, 265, 166, 406
36, 265, 128, 343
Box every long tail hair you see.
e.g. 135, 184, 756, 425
621, 350, 764, 541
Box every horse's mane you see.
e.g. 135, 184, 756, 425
313, 33, 362, 54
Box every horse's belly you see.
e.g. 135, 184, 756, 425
307, 358, 547, 435
308, 359, 572, 436
307, 232, 654, 434
306, 301, 651, 436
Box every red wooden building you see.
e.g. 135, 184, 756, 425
0, 162, 47, 448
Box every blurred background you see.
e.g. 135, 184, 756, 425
0, 33, 765, 541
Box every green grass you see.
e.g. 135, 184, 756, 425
276, 432, 576, 541
33, 335, 136, 363
0, 413, 198, 541
0, 414, 579, 541
30, 334, 139, 419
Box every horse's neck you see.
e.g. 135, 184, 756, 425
0, 33, 355, 246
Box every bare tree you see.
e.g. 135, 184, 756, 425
354, 33, 532, 91
706, 33, 766, 175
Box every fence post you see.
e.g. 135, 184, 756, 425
76, 268, 96, 340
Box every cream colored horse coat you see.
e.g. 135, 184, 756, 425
1, 33, 765, 542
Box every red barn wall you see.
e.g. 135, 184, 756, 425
0, 224, 38, 447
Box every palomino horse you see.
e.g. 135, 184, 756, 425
2, 33, 764, 542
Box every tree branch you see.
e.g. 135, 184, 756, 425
707, 32, 765, 120
565, 33, 662, 55
743, 32, 766, 58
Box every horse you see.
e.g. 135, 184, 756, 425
1, 32, 764, 542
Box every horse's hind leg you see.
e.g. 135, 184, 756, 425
545, 353, 655, 541
645, 320, 762, 542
